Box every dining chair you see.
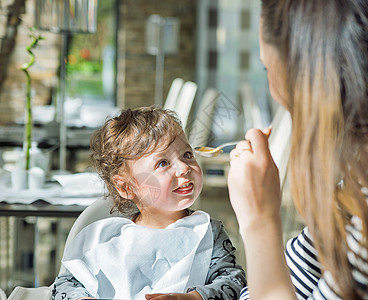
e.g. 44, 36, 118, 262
239, 82, 264, 129
268, 105, 292, 189
196, 103, 292, 192
173, 81, 198, 131
164, 78, 184, 111
188, 87, 219, 148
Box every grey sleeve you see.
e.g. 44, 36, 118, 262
189, 219, 247, 300
52, 269, 93, 300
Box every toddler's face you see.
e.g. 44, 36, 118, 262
131, 132, 203, 214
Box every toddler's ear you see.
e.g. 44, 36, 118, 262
112, 175, 135, 200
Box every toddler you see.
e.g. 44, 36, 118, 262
52, 106, 246, 300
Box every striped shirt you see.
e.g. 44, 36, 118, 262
240, 220, 368, 299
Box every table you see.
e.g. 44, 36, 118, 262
0, 173, 104, 290
0, 124, 96, 171
0, 201, 86, 218
0, 173, 104, 211
0, 124, 95, 150
0, 199, 95, 291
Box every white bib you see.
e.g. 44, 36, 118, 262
62, 210, 213, 299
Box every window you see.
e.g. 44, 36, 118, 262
66, 0, 117, 107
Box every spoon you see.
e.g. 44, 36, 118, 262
194, 141, 240, 157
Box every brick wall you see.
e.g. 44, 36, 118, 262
0, 0, 197, 125
117, 0, 196, 108
0, 0, 60, 125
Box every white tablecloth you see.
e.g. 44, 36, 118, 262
0, 172, 105, 206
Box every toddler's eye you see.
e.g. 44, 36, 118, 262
157, 160, 169, 168
183, 151, 194, 160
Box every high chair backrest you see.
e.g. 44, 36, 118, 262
58, 197, 125, 275
7, 198, 123, 300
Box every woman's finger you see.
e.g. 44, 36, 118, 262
229, 140, 252, 161
245, 128, 270, 157
262, 124, 272, 137
235, 139, 253, 154
229, 125, 272, 161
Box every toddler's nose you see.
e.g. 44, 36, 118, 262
175, 161, 191, 177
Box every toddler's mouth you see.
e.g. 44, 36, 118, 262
173, 182, 194, 194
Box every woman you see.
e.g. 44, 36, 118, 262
228, 0, 368, 299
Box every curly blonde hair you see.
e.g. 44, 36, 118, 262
90, 106, 183, 215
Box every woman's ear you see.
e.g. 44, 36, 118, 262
112, 175, 135, 200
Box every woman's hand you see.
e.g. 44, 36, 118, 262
227, 127, 281, 234
228, 127, 296, 300
145, 290, 202, 300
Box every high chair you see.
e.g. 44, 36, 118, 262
7, 197, 125, 300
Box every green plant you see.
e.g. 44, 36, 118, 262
21, 32, 44, 170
